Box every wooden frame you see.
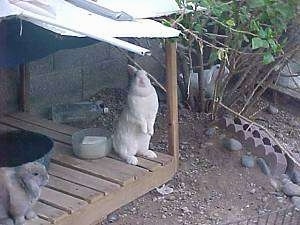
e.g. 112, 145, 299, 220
1, 39, 179, 225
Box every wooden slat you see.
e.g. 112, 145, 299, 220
52, 142, 146, 186
53, 159, 176, 225
108, 153, 162, 172
40, 188, 87, 214
135, 157, 162, 171
0, 116, 71, 145
145, 152, 174, 166
26, 217, 51, 225
166, 40, 179, 169
33, 201, 68, 224
47, 175, 104, 203
0, 123, 17, 133
8, 113, 79, 136
49, 163, 120, 194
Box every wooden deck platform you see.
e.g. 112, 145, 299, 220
0, 112, 176, 225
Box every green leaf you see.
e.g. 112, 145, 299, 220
263, 52, 275, 64
250, 20, 260, 32
258, 29, 267, 39
252, 37, 269, 49
248, 0, 266, 9
226, 19, 236, 27
268, 39, 277, 52
194, 23, 202, 32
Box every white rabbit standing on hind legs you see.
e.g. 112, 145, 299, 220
0, 162, 49, 225
112, 65, 159, 165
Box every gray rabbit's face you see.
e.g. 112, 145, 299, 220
17, 162, 49, 187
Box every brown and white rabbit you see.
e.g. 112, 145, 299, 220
112, 65, 159, 165
0, 162, 49, 225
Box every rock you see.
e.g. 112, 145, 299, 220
204, 127, 216, 137
249, 188, 256, 194
282, 180, 300, 196
107, 212, 119, 223
291, 170, 300, 185
241, 155, 255, 168
268, 105, 279, 115
291, 196, 300, 209
270, 178, 282, 191
181, 206, 192, 214
222, 138, 242, 151
161, 214, 167, 219
289, 120, 300, 128
257, 158, 271, 176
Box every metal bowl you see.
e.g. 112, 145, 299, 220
72, 128, 112, 159
0, 130, 54, 169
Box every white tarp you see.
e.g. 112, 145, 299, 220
0, 0, 181, 55
97, 0, 181, 19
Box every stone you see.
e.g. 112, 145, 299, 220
291, 170, 300, 185
289, 120, 300, 128
257, 158, 271, 176
181, 206, 192, 214
204, 127, 216, 137
291, 196, 300, 209
282, 180, 300, 196
241, 155, 255, 168
107, 212, 119, 223
267, 105, 279, 115
222, 138, 243, 151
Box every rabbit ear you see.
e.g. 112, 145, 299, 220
128, 65, 138, 76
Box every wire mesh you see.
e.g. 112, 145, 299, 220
223, 207, 300, 225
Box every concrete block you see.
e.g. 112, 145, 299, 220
0, 68, 20, 115
265, 151, 287, 177
82, 59, 128, 98
29, 67, 83, 117
28, 55, 54, 76
219, 116, 234, 129
53, 42, 110, 71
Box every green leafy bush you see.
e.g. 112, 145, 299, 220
167, 0, 298, 113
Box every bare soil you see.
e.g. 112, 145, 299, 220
71, 88, 299, 225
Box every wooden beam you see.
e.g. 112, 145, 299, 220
165, 40, 179, 169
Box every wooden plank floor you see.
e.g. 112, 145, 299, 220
0, 113, 175, 225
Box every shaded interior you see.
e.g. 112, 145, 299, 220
0, 130, 53, 167
243, 124, 251, 131
252, 130, 261, 138
234, 118, 242, 125
273, 145, 282, 153
262, 137, 271, 146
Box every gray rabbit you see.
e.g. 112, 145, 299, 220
0, 162, 49, 225
112, 65, 159, 165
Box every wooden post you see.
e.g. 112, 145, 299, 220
165, 39, 179, 169
19, 63, 30, 112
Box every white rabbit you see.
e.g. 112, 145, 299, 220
188, 64, 229, 108
0, 162, 49, 225
112, 65, 159, 165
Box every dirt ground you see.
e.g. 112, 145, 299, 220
72, 88, 299, 225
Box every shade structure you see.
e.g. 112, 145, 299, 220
0, 0, 181, 55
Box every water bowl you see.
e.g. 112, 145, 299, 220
72, 128, 112, 159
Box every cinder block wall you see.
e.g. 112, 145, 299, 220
28, 39, 165, 118
0, 68, 20, 115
